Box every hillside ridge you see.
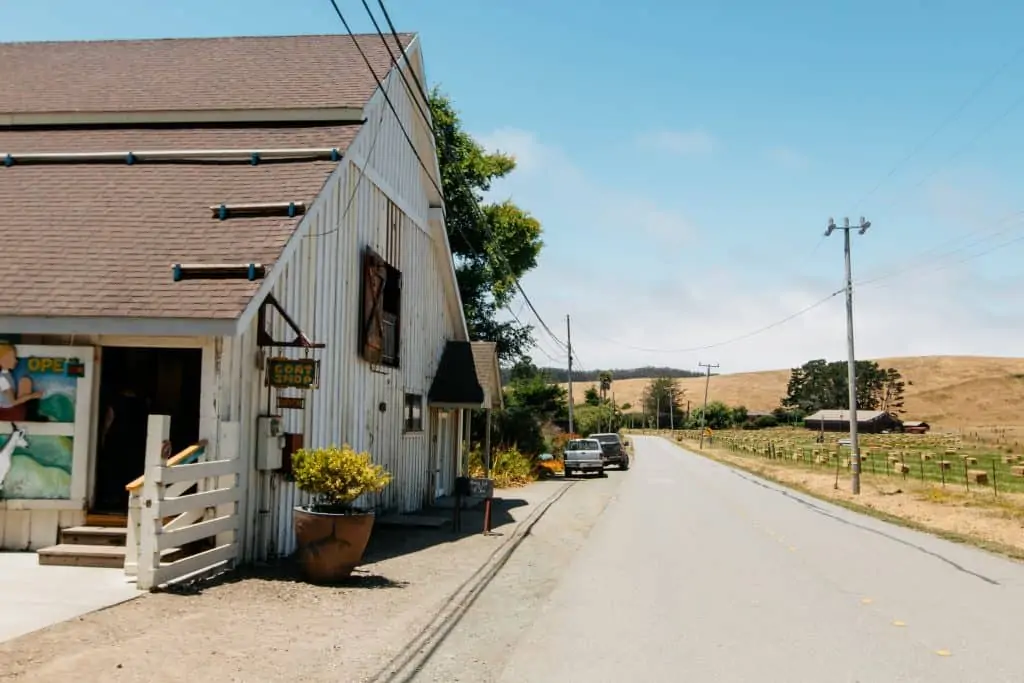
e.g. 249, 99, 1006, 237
557, 355, 1024, 430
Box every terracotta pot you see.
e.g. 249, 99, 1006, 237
293, 507, 376, 583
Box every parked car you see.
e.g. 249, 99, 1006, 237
563, 438, 605, 477
590, 432, 630, 470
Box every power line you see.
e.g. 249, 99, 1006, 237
849, 42, 1024, 214
861, 225, 1024, 292
851, 211, 1024, 290
304, 80, 390, 239
348, 0, 569, 352
570, 288, 844, 355
874, 89, 1024, 215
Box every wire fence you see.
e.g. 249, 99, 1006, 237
633, 428, 1024, 497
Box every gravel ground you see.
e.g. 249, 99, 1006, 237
0, 479, 573, 683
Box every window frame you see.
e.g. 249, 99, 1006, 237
403, 392, 423, 433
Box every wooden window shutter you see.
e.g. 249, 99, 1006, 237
359, 248, 387, 363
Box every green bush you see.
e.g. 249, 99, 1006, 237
468, 445, 534, 488
291, 444, 391, 512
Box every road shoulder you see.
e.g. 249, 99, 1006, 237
660, 433, 1024, 562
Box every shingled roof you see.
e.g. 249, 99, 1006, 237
0, 33, 412, 329
0, 34, 413, 115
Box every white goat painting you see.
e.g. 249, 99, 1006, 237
0, 422, 28, 493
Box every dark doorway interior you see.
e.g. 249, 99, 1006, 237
93, 347, 202, 513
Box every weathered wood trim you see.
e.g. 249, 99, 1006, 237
0, 107, 364, 127
153, 543, 237, 586
157, 514, 237, 551
158, 487, 238, 518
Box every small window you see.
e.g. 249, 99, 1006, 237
404, 393, 423, 432
359, 246, 401, 368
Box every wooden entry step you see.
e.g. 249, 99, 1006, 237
60, 525, 128, 547
85, 512, 128, 528
37, 543, 184, 568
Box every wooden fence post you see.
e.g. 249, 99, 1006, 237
137, 415, 171, 591
124, 490, 141, 577
215, 421, 241, 555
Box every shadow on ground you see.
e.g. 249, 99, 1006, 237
158, 497, 529, 596
363, 497, 528, 565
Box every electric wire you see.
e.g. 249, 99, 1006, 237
849, 42, 1024, 214
570, 288, 845, 355
344, 0, 570, 352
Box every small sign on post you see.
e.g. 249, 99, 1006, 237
266, 357, 319, 389
277, 395, 306, 411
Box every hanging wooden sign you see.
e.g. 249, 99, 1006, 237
277, 395, 306, 410
266, 357, 319, 389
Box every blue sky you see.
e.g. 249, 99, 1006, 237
6, 1, 1024, 372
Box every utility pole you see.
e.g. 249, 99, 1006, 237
656, 392, 661, 431
669, 387, 675, 431
566, 314, 574, 435
698, 362, 719, 448
825, 216, 871, 495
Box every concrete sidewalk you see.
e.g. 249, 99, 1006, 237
0, 552, 139, 644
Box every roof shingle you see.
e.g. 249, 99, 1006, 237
0, 33, 414, 115
0, 124, 360, 320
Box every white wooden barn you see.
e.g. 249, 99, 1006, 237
0, 33, 500, 587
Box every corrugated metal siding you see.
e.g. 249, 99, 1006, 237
220, 59, 459, 560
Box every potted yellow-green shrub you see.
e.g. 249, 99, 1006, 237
291, 444, 392, 583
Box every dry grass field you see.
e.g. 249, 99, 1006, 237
563, 355, 1024, 433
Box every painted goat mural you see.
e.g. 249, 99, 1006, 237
0, 342, 82, 500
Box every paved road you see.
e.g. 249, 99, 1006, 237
416, 436, 1024, 682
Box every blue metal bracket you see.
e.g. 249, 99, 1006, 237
250, 152, 260, 166
247, 263, 257, 281
172, 264, 183, 282
287, 202, 296, 218
330, 148, 340, 162
3, 154, 13, 167
126, 152, 136, 165
218, 204, 228, 220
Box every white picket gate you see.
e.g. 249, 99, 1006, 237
126, 415, 242, 590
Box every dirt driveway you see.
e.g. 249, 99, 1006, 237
0, 480, 573, 683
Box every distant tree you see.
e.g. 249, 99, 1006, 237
430, 89, 542, 364
781, 359, 906, 415
641, 377, 685, 428
510, 366, 704, 383
583, 386, 601, 406
621, 402, 632, 411
731, 405, 749, 425
491, 360, 568, 455
687, 401, 734, 430
598, 371, 613, 401
879, 367, 906, 415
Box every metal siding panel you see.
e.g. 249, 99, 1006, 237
240, 70, 463, 557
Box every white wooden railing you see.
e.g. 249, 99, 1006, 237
125, 414, 241, 590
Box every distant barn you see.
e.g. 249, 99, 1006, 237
902, 420, 931, 434
803, 409, 901, 434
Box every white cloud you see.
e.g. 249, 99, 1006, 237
478, 128, 695, 245
636, 128, 717, 156
474, 128, 1024, 375
526, 258, 1024, 375
765, 145, 810, 170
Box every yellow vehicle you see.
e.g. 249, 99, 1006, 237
535, 452, 563, 478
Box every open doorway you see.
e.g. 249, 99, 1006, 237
92, 346, 202, 513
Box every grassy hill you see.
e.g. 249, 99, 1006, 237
560, 356, 1024, 431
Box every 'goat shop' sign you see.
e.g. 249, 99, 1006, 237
266, 357, 319, 389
